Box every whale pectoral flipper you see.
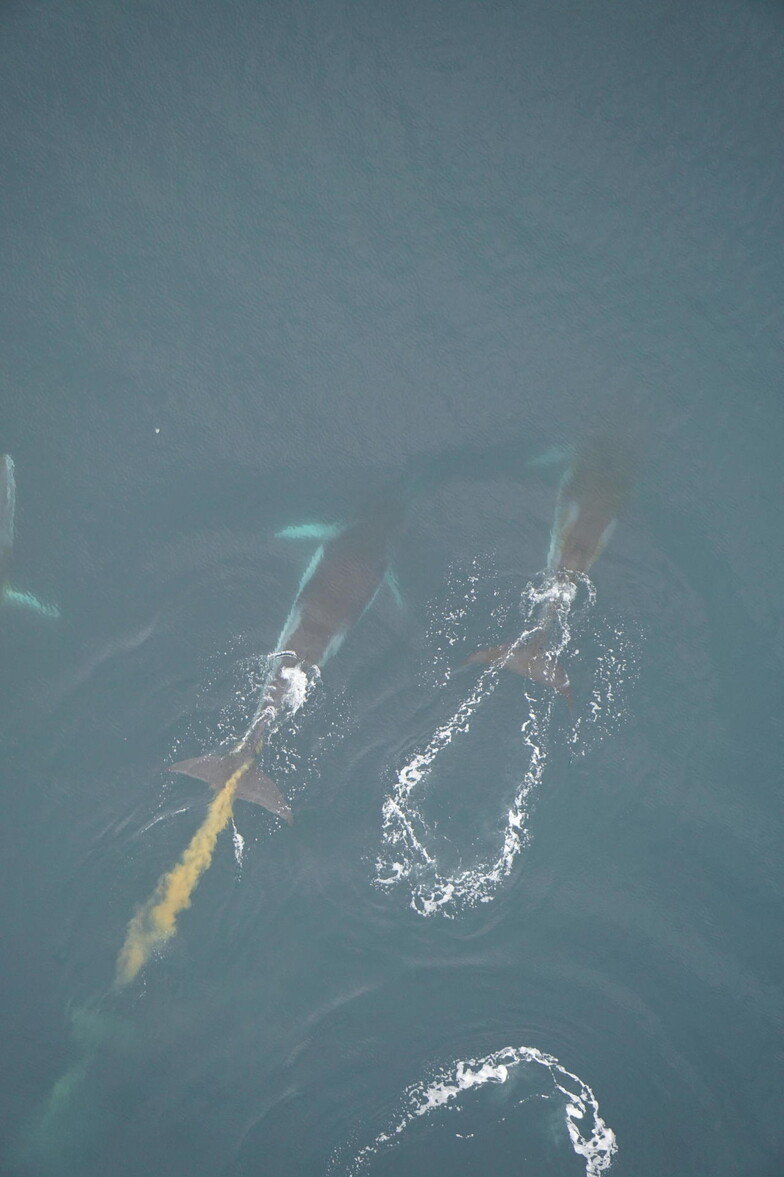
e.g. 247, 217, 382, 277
275, 523, 344, 542
3, 587, 60, 618
385, 569, 404, 609
169, 752, 293, 825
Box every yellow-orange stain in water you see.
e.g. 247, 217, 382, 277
114, 759, 251, 988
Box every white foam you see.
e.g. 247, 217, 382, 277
231, 819, 245, 868
279, 662, 313, 715
568, 624, 641, 762
338, 1043, 617, 1176
422, 556, 505, 690
376, 571, 634, 915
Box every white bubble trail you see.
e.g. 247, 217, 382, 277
231, 819, 245, 869
376, 574, 579, 915
340, 1043, 617, 1176
376, 573, 640, 916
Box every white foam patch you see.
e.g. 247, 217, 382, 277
376, 571, 635, 916
279, 662, 314, 715
251, 661, 325, 805
567, 625, 641, 761
337, 1044, 617, 1176
421, 555, 508, 691
231, 819, 245, 869
202, 651, 271, 750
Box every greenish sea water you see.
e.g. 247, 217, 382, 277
2, 2, 783, 1174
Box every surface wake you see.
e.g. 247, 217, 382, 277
337, 1043, 617, 1176
376, 570, 636, 915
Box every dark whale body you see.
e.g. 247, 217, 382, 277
170, 499, 404, 823
468, 439, 632, 702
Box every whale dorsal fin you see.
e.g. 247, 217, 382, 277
275, 523, 344, 542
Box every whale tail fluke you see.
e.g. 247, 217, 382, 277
169, 751, 293, 824
466, 640, 573, 708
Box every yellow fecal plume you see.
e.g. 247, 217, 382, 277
113, 760, 250, 988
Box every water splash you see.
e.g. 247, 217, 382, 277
336, 1043, 617, 1176
568, 623, 641, 761
231, 818, 245, 869
376, 570, 634, 915
421, 554, 508, 691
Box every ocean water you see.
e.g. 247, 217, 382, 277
2, 1, 783, 1174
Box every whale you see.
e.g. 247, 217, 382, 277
0, 454, 59, 618
467, 439, 632, 702
169, 497, 405, 823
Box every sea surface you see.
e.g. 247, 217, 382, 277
2, 2, 783, 1175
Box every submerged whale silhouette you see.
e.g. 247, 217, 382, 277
467, 439, 632, 702
169, 497, 405, 822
